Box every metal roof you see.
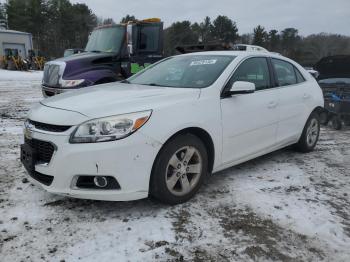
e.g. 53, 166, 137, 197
0, 29, 32, 35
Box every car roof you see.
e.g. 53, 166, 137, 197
176, 50, 309, 78
178, 50, 285, 59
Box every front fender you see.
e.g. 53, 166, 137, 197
140, 98, 223, 171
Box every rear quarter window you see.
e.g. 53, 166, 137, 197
272, 59, 297, 86
295, 68, 306, 83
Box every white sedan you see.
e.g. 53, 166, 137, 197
21, 51, 324, 204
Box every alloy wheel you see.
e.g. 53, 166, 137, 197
165, 146, 203, 196
306, 118, 319, 147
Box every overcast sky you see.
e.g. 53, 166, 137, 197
70, 0, 350, 36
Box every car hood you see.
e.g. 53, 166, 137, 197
41, 83, 201, 119
53, 52, 116, 79
55, 51, 115, 63
315, 55, 350, 80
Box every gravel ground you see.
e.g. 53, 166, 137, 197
0, 70, 349, 261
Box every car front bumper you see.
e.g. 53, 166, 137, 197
42, 85, 72, 97
21, 128, 163, 201
42, 85, 86, 98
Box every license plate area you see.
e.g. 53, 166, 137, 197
20, 144, 37, 173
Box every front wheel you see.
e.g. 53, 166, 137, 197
150, 134, 208, 205
295, 112, 320, 153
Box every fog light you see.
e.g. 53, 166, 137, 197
75, 176, 121, 190
94, 176, 108, 188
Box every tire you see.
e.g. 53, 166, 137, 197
150, 134, 208, 205
344, 117, 350, 126
8, 60, 16, 70
319, 111, 330, 126
331, 116, 342, 130
295, 112, 320, 153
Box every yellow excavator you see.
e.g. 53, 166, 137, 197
0, 55, 7, 69
0, 48, 29, 70
0, 49, 45, 71
28, 49, 46, 70
2, 48, 28, 70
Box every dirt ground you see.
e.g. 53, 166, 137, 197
0, 72, 349, 261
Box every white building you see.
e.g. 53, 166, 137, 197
0, 29, 33, 58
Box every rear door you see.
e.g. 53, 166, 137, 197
271, 58, 310, 145
220, 56, 280, 164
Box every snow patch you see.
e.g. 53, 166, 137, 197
0, 69, 43, 81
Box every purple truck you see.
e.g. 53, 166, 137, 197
42, 19, 163, 97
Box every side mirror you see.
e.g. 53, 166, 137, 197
227, 81, 255, 96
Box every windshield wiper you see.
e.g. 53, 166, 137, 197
89, 50, 101, 53
148, 83, 174, 87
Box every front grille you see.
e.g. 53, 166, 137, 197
43, 64, 61, 87
25, 138, 55, 163
29, 120, 71, 132
29, 171, 54, 186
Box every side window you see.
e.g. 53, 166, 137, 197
272, 59, 297, 86
138, 26, 159, 52
228, 57, 271, 91
295, 68, 306, 83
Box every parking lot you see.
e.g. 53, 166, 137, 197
0, 71, 349, 261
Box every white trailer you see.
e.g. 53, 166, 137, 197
0, 29, 33, 58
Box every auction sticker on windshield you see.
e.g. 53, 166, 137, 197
190, 59, 217, 66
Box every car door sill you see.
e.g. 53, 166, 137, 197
213, 140, 297, 174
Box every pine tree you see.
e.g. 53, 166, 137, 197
0, 3, 7, 29
252, 25, 268, 47
211, 15, 238, 43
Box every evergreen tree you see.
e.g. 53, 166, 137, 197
211, 15, 238, 43
252, 25, 268, 47
281, 27, 301, 59
120, 15, 136, 23
0, 3, 7, 29
199, 16, 213, 42
164, 21, 198, 55
268, 29, 280, 51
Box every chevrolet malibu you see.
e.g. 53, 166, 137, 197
21, 51, 324, 204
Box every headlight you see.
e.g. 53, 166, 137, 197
61, 79, 85, 87
70, 110, 152, 143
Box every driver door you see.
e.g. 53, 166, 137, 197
220, 57, 279, 165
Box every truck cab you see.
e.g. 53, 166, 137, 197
42, 19, 163, 97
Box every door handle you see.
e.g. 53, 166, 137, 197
268, 101, 278, 109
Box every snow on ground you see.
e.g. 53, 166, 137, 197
0, 71, 350, 261
0, 69, 43, 81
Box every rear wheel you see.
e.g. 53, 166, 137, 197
150, 134, 208, 205
295, 112, 320, 152
331, 116, 342, 130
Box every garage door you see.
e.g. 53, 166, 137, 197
3, 43, 26, 58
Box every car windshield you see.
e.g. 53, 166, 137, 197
127, 55, 235, 88
85, 26, 125, 53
